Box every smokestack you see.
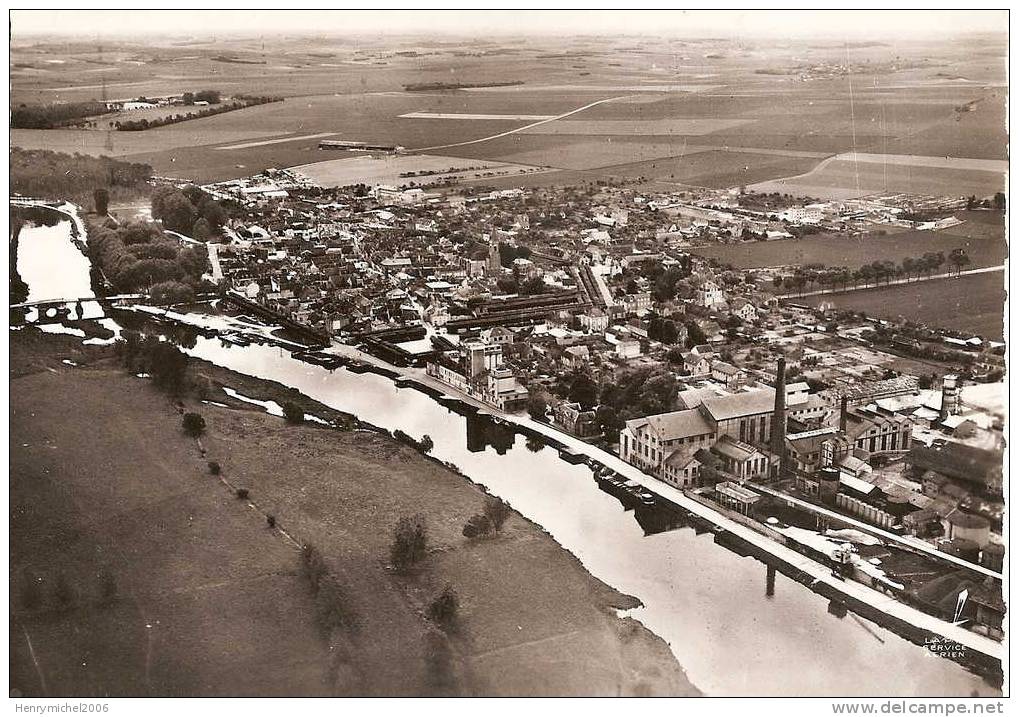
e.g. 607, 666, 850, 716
839, 395, 849, 433
769, 357, 787, 473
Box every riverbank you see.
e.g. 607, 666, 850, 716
10, 330, 699, 697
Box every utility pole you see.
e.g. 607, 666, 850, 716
98, 40, 114, 153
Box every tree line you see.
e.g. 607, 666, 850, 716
773, 249, 972, 293
115, 95, 281, 131
151, 184, 232, 239
10, 148, 152, 207
11, 101, 110, 129
87, 217, 210, 302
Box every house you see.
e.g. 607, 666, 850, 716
710, 360, 744, 390
696, 280, 726, 308
682, 351, 712, 377
553, 401, 600, 438
579, 308, 610, 332
730, 299, 758, 324
480, 326, 515, 346
562, 344, 590, 370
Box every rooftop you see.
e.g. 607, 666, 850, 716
701, 389, 776, 422
634, 408, 715, 442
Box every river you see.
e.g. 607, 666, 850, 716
11, 204, 1001, 697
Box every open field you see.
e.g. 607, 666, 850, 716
10, 331, 696, 696
9, 35, 1006, 191
10, 334, 332, 696
9, 126, 289, 157
593, 149, 824, 188
690, 213, 1006, 270
796, 271, 1005, 340
520, 118, 754, 136
399, 112, 556, 121
290, 153, 541, 188
749, 153, 1006, 200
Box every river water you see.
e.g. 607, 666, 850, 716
16, 217, 94, 304
12, 206, 1000, 697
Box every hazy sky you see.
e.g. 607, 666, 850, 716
10, 9, 1008, 40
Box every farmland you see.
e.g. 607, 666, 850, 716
796, 271, 1006, 340
749, 153, 1007, 200
690, 213, 1006, 271
289, 153, 542, 188
10, 33, 1007, 190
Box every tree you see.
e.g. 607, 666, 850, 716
192, 217, 212, 241
93, 187, 109, 215
568, 373, 599, 410
195, 89, 221, 104
519, 276, 546, 295
685, 321, 707, 349
483, 496, 512, 532
391, 514, 428, 572
527, 393, 548, 421
149, 280, 195, 305
949, 248, 971, 274
420, 435, 434, 453
182, 412, 206, 437
427, 585, 459, 629
595, 404, 623, 443
282, 401, 305, 425
495, 277, 519, 294
147, 340, 190, 392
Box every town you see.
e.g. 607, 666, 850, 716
140, 159, 1004, 645
10, 11, 1007, 701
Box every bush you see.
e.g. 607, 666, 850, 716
420, 435, 434, 454
235, 488, 249, 500
208, 460, 221, 475
182, 412, 206, 437
462, 514, 493, 539
483, 496, 512, 533
282, 401, 305, 425
427, 585, 459, 629
391, 514, 428, 572
266, 514, 276, 528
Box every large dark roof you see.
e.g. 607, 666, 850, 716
908, 443, 1003, 488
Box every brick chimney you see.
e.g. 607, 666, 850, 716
839, 395, 849, 433
769, 357, 787, 471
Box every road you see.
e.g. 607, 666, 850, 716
410, 95, 630, 153
780, 264, 1005, 300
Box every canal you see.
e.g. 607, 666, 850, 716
11, 202, 1000, 697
